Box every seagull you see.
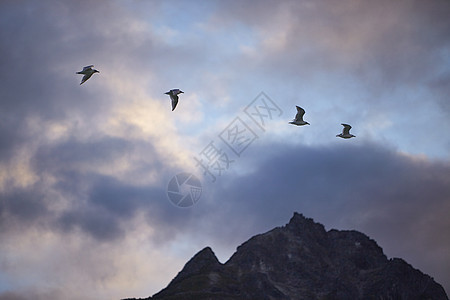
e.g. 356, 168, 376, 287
289, 106, 310, 126
336, 123, 356, 139
165, 89, 184, 111
76, 65, 99, 85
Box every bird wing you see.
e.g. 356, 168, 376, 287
80, 73, 93, 85
171, 94, 179, 111
294, 106, 305, 122
82, 65, 94, 72
342, 123, 352, 135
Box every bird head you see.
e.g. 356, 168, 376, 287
94, 69, 99, 73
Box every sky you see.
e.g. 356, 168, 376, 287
0, 0, 449, 299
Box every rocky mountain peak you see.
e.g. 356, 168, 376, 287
287, 212, 314, 227
179, 246, 221, 274
285, 212, 327, 240
124, 212, 448, 300
187, 246, 220, 266
152, 246, 221, 297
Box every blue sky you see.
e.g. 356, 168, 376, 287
0, 0, 449, 299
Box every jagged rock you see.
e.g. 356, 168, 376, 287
124, 212, 448, 300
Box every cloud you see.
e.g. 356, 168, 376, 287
0, 188, 49, 231
0, 0, 449, 298
0, 289, 63, 300
0, 215, 187, 300
54, 173, 165, 242
212, 0, 450, 85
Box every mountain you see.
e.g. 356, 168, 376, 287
124, 212, 448, 300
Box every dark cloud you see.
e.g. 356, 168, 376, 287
0, 187, 49, 229
89, 175, 154, 218
55, 174, 165, 241
0, 116, 27, 161
57, 202, 124, 241
26, 136, 172, 241
33, 136, 137, 172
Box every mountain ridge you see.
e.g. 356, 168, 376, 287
124, 212, 448, 300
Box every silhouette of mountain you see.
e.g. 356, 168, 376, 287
124, 212, 448, 300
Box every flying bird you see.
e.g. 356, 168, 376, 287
289, 106, 310, 126
336, 123, 356, 139
165, 89, 184, 111
76, 65, 99, 85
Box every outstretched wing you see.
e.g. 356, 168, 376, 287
341, 123, 352, 135
82, 65, 94, 72
80, 73, 93, 85
294, 106, 305, 122
171, 94, 179, 111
